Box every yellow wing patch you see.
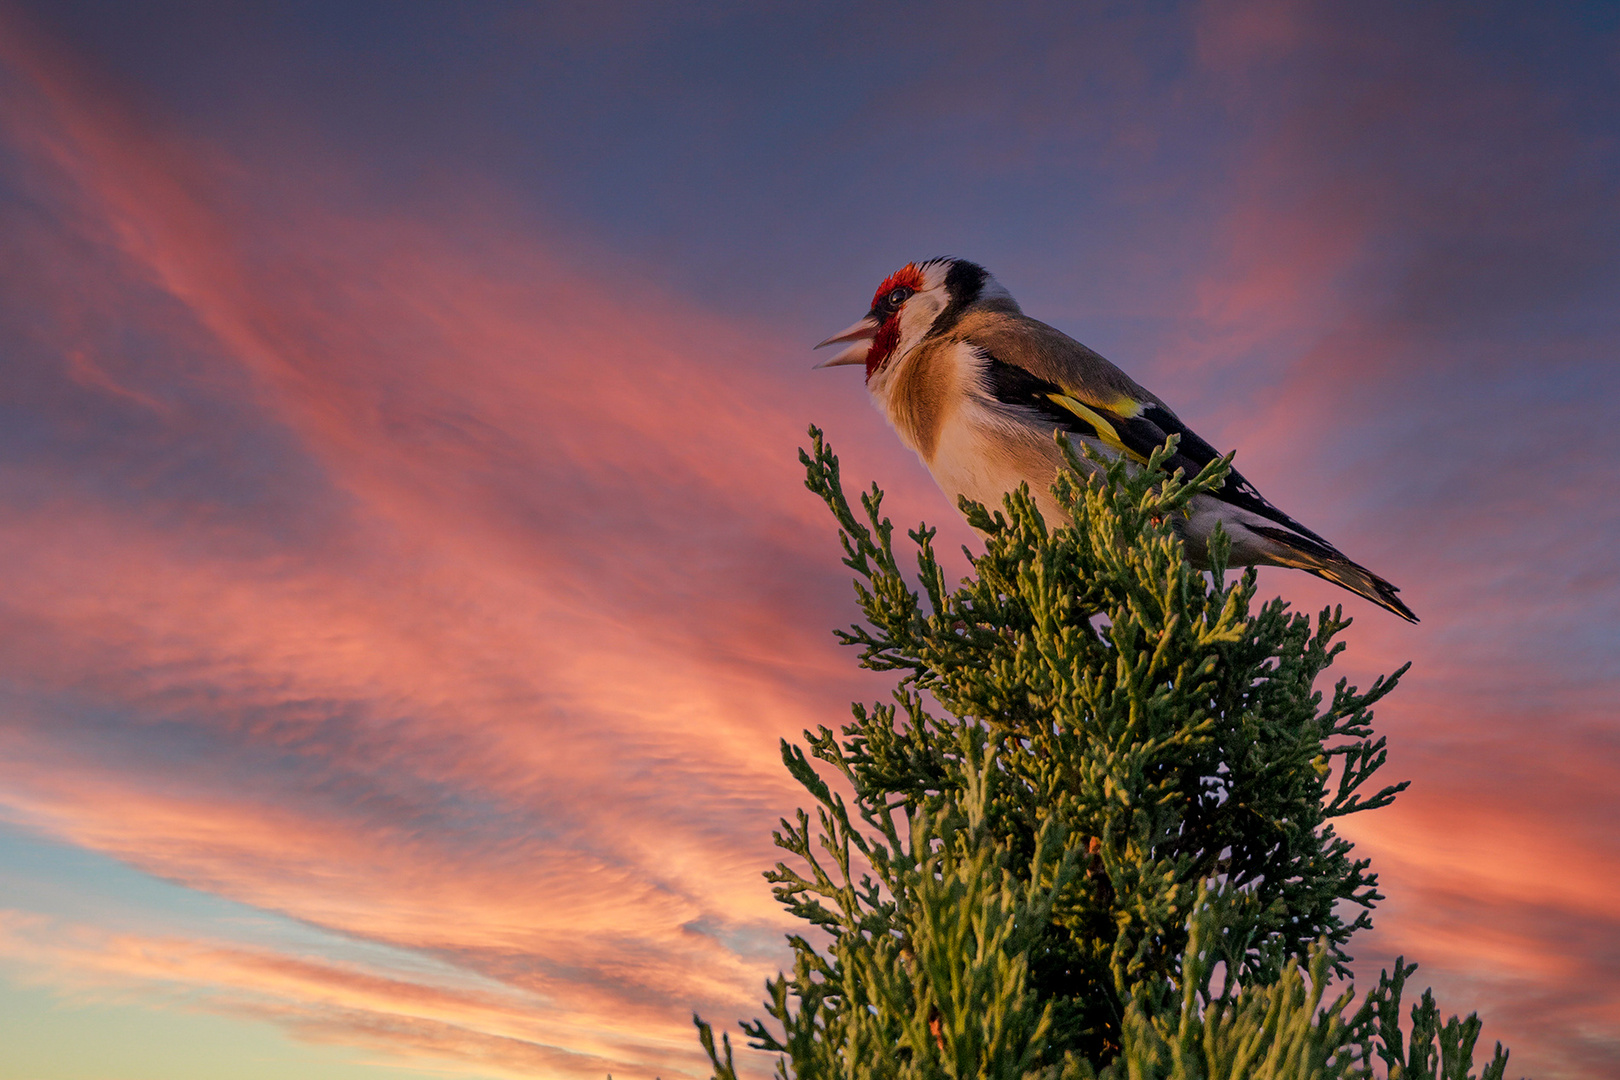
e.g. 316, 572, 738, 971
1046, 393, 1149, 463
1107, 395, 1144, 419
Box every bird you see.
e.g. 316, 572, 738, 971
813, 258, 1417, 622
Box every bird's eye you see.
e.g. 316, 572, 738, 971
886, 287, 913, 308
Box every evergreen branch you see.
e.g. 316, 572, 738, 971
696, 427, 1516, 1080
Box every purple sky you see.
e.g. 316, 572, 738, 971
0, 2, 1616, 1078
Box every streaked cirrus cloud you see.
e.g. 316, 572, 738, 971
0, 2, 1616, 1078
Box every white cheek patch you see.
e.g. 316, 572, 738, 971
897, 293, 945, 355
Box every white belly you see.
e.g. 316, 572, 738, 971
919, 403, 1102, 527
888, 396, 1320, 574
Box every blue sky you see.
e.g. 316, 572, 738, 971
0, 2, 1617, 1077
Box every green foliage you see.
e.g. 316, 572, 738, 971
693, 426, 1517, 1080
1352, 958, 1513, 1080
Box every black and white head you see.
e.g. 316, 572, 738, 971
813, 258, 1017, 385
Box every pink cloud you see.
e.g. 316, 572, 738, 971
0, 14, 889, 1076
0, 5, 1613, 1080
1159, 10, 1620, 1076
0, 910, 694, 1080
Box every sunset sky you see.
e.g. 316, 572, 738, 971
0, 2, 1616, 1078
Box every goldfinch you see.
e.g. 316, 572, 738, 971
814, 258, 1417, 622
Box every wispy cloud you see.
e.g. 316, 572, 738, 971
0, 14, 878, 1076
0, 3, 1615, 1079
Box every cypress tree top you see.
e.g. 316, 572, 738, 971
696, 428, 1515, 1080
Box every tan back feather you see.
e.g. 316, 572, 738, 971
945, 310, 1165, 413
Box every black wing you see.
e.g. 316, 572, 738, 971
984, 357, 1336, 550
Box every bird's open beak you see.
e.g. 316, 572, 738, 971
812, 315, 879, 369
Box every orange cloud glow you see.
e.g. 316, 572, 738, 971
0, 4, 1615, 1079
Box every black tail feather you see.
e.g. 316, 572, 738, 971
1303, 564, 1419, 623
1248, 524, 1419, 623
